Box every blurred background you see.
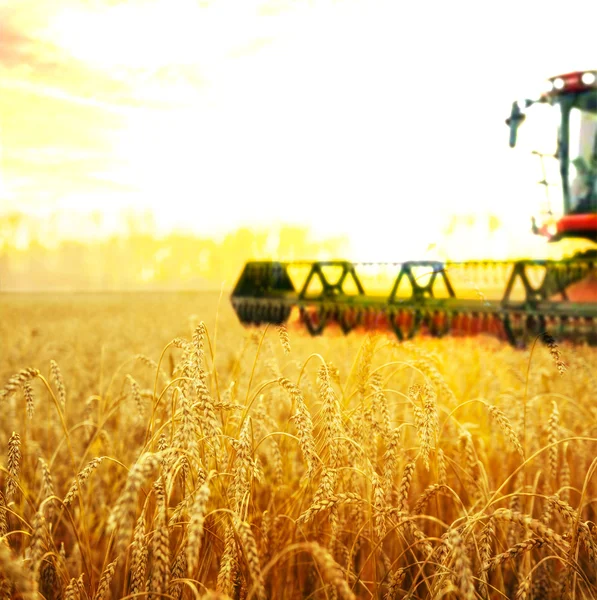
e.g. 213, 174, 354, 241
2, 0, 596, 291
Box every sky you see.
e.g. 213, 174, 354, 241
1, 0, 597, 259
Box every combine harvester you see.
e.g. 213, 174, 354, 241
231, 71, 597, 346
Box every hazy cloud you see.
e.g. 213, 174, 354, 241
3, 0, 597, 249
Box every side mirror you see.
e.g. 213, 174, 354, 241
505, 101, 527, 148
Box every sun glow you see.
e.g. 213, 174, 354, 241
2, 0, 597, 281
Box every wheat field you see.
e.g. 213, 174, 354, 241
1, 292, 597, 600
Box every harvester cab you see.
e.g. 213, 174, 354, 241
507, 70, 597, 242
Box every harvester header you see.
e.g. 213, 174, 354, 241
231, 258, 596, 346
231, 71, 597, 346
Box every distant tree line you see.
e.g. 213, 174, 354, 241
0, 213, 350, 291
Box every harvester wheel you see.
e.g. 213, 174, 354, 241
279, 305, 291, 324
233, 301, 248, 325
469, 312, 482, 335
364, 308, 388, 330
503, 312, 528, 347
487, 314, 507, 341
390, 308, 421, 341
268, 303, 290, 325
241, 303, 251, 324
428, 311, 450, 337
300, 306, 326, 336
375, 308, 390, 330
450, 312, 464, 336
241, 303, 255, 324
524, 314, 547, 343
338, 307, 359, 334
253, 304, 264, 325
363, 308, 376, 330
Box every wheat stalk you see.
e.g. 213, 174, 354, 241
542, 333, 567, 376
6, 432, 22, 501
93, 558, 118, 600
297, 492, 362, 526
277, 325, 291, 354
383, 428, 401, 502
437, 447, 447, 486
64, 576, 81, 600
0, 368, 40, 401
446, 528, 475, 600
548, 495, 597, 562
195, 378, 222, 459
39, 557, 59, 600
372, 472, 387, 539
63, 457, 106, 507
216, 525, 238, 597
192, 322, 208, 385
383, 568, 405, 600
356, 335, 376, 397
0, 542, 37, 599
0, 575, 11, 600
560, 442, 571, 503
279, 377, 317, 477
483, 537, 549, 571
479, 516, 495, 598
24, 381, 35, 420
0, 492, 7, 539
410, 384, 438, 471
410, 357, 456, 404
127, 374, 144, 420
168, 548, 187, 600
50, 360, 66, 410
38, 457, 55, 521
187, 478, 211, 576
230, 418, 253, 513
149, 477, 170, 597
515, 575, 531, 600
369, 373, 390, 435
129, 513, 148, 596
487, 404, 524, 457
318, 364, 343, 470
107, 452, 161, 554
307, 541, 356, 600
396, 461, 416, 513
547, 401, 559, 482
458, 430, 482, 502
234, 517, 266, 600
493, 508, 567, 548
28, 510, 47, 576
412, 483, 449, 514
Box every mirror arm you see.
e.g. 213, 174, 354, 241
506, 102, 524, 148
506, 98, 539, 148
